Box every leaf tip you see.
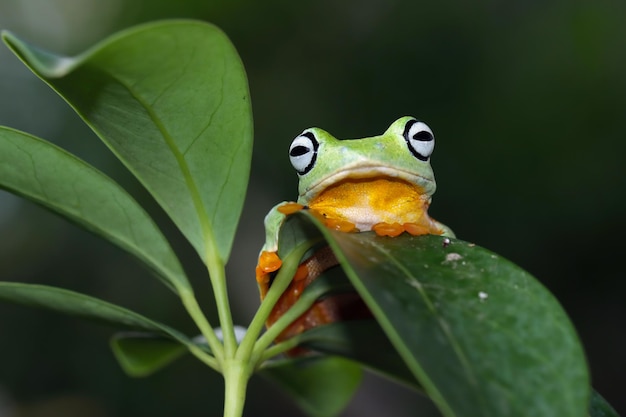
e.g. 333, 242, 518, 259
1, 31, 77, 78
1, 30, 16, 47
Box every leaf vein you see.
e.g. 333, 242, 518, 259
101, 70, 215, 264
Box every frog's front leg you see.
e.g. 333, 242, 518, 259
434, 220, 455, 238
255, 201, 305, 297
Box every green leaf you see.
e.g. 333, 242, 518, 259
110, 332, 188, 377
326, 229, 590, 417
0, 127, 189, 293
0, 282, 193, 347
260, 356, 362, 417
279, 212, 589, 417
2, 20, 253, 264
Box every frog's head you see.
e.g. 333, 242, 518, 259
288, 116, 438, 203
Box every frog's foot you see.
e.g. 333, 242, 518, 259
404, 222, 433, 236
373, 222, 405, 237
373, 222, 441, 237
255, 250, 283, 295
277, 202, 305, 215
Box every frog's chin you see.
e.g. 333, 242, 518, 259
301, 165, 434, 202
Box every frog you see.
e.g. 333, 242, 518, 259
255, 116, 454, 345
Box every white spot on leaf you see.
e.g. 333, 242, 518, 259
442, 253, 464, 269
445, 253, 463, 262
478, 291, 488, 301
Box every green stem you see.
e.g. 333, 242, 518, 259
181, 289, 224, 363
222, 360, 252, 417
188, 344, 220, 371
207, 249, 237, 357
256, 338, 300, 365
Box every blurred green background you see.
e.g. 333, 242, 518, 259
0, 0, 625, 416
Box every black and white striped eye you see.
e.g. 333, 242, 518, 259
289, 131, 319, 175
403, 119, 434, 161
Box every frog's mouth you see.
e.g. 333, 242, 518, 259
302, 165, 434, 202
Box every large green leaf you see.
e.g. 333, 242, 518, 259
0, 282, 193, 346
276, 212, 589, 417
260, 356, 362, 417
327, 230, 590, 417
2, 20, 253, 264
0, 127, 189, 293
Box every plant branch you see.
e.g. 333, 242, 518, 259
181, 289, 225, 363
256, 338, 301, 364
222, 360, 252, 417
188, 343, 220, 371
207, 248, 237, 358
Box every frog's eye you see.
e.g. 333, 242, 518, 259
289, 131, 319, 175
403, 119, 434, 161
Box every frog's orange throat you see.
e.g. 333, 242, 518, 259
305, 176, 444, 236
255, 177, 446, 354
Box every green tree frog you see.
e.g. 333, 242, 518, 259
256, 116, 454, 344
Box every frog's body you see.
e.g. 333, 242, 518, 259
256, 117, 454, 346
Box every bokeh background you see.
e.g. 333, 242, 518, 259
0, 0, 625, 416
